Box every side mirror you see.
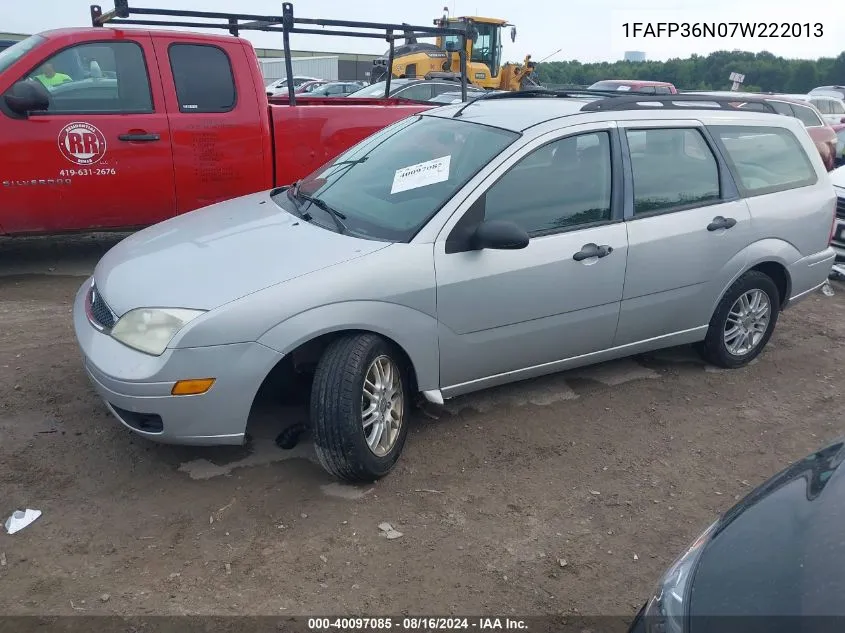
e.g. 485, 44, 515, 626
4, 80, 50, 116
841, 117, 845, 124
471, 220, 529, 250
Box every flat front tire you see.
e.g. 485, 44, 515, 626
311, 334, 409, 482
697, 270, 780, 369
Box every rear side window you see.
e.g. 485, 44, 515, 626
811, 99, 831, 114
168, 44, 235, 113
791, 103, 823, 127
769, 100, 794, 116
710, 125, 818, 196
830, 100, 845, 115
626, 128, 720, 216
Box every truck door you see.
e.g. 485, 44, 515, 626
0, 34, 176, 234
152, 37, 268, 213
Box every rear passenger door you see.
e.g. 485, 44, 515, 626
153, 38, 268, 214
613, 122, 754, 346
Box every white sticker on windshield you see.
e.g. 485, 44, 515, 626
616, 85, 631, 91
391, 155, 451, 194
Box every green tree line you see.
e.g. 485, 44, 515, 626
534, 50, 845, 93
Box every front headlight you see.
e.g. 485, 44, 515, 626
642, 520, 719, 633
110, 308, 205, 356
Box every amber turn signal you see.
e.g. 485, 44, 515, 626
171, 378, 215, 396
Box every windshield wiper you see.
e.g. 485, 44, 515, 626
288, 181, 348, 234
298, 193, 348, 234
285, 182, 313, 221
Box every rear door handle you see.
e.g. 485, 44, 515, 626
118, 133, 160, 142
707, 216, 737, 231
573, 243, 613, 261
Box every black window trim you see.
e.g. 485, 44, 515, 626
166, 42, 237, 114
445, 127, 624, 253
3, 38, 155, 118
708, 123, 819, 199
620, 124, 733, 221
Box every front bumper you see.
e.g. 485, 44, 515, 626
72, 279, 284, 445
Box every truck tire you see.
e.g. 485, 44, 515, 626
311, 333, 410, 482
696, 270, 780, 369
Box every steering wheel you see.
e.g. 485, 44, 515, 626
474, 46, 490, 60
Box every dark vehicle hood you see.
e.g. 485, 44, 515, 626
689, 438, 845, 623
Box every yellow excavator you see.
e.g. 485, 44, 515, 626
369, 7, 538, 91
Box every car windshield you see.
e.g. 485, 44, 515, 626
272, 115, 519, 241
0, 35, 46, 74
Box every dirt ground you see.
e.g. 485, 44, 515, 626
1, 234, 844, 618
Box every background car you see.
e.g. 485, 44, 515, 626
265, 75, 321, 97
295, 79, 329, 94
688, 91, 838, 171
305, 80, 366, 97
426, 87, 493, 104
587, 79, 678, 94
347, 78, 472, 101
810, 85, 845, 100
829, 165, 845, 264
782, 93, 845, 126
834, 124, 845, 167
629, 438, 845, 632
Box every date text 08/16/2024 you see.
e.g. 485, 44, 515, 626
621, 22, 824, 38
307, 617, 529, 630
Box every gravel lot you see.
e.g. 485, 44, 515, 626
1, 234, 844, 617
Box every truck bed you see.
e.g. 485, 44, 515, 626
269, 97, 435, 184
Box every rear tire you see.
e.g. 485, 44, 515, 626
697, 270, 780, 369
311, 334, 409, 483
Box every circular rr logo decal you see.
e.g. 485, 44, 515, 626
58, 122, 107, 166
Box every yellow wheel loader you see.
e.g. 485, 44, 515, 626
369, 7, 538, 91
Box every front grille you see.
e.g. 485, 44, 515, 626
837, 196, 845, 220
88, 284, 116, 329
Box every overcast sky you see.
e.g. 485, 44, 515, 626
3, 0, 843, 63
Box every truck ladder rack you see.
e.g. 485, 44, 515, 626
90, 1, 471, 103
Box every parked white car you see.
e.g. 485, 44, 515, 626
783, 93, 845, 126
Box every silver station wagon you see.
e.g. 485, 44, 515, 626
73, 92, 837, 482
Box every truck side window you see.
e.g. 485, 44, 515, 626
168, 44, 236, 113
21, 41, 152, 114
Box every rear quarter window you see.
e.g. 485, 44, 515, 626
710, 125, 818, 196
791, 103, 824, 127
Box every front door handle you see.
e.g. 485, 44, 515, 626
573, 243, 613, 261
118, 132, 160, 142
707, 216, 737, 231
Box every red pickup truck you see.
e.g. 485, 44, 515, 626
0, 25, 435, 235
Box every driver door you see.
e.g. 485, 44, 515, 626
0, 34, 175, 234
433, 124, 629, 395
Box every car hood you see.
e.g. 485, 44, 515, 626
93, 190, 389, 315
688, 438, 845, 619
831, 165, 845, 189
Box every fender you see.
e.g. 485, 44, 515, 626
257, 300, 441, 392
708, 238, 801, 315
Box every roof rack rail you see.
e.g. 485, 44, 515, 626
89, 1, 471, 104
451, 87, 627, 117
579, 94, 779, 113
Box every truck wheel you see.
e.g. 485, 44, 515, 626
697, 270, 780, 369
311, 333, 409, 482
